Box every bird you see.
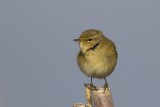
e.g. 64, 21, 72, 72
74, 29, 118, 87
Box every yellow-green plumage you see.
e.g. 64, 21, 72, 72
74, 29, 118, 79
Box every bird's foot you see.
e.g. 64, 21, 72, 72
104, 81, 108, 88
103, 82, 108, 93
90, 83, 97, 90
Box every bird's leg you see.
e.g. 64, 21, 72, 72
103, 77, 108, 93
90, 77, 97, 90
90, 77, 93, 87
104, 77, 108, 89
91, 77, 92, 83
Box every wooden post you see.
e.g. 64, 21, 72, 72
90, 86, 114, 107
73, 103, 92, 107
73, 84, 114, 107
84, 84, 92, 105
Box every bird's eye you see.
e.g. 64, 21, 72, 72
88, 38, 92, 41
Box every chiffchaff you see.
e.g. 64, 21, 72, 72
74, 29, 118, 86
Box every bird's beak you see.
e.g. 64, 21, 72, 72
73, 39, 82, 42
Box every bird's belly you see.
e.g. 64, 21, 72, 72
80, 55, 113, 79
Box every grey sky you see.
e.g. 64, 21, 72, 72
0, 0, 160, 107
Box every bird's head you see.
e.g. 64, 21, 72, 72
74, 29, 103, 53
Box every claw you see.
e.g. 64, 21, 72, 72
103, 80, 108, 93
104, 82, 108, 88
90, 83, 97, 90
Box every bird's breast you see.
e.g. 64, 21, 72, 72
78, 51, 115, 79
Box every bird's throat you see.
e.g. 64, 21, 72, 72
86, 40, 101, 52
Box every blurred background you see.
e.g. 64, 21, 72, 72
0, 0, 160, 107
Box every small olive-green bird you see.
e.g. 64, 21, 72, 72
74, 29, 118, 86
